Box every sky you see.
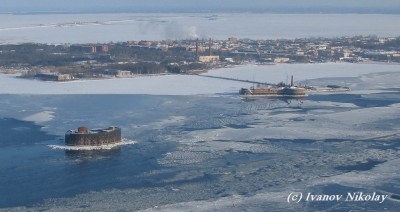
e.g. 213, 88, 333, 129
1, 0, 400, 13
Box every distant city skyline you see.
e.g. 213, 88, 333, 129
1, 0, 400, 14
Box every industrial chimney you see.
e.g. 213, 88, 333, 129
291, 75, 294, 87
196, 38, 199, 61
208, 38, 212, 56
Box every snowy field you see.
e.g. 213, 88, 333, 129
1, 13, 400, 43
0, 62, 400, 211
0, 73, 249, 95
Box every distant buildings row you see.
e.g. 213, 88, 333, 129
68, 36, 399, 64
70, 44, 109, 54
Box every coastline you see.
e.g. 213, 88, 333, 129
1, 62, 399, 95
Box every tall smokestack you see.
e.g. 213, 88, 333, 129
291, 75, 294, 87
209, 38, 212, 56
196, 38, 199, 61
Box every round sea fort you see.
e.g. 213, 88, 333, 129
65, 126, 121, 146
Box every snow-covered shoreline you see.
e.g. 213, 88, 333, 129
1, 63, 399, 95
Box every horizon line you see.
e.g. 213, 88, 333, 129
2, 10, 400, 15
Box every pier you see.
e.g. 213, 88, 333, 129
193, 74, 275, 86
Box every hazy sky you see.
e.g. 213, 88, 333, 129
1, 0, 400, 13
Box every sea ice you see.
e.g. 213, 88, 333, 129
22, 111, 55, 123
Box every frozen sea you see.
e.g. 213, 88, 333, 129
1, 63, 400, 211
0, 13, 400, 43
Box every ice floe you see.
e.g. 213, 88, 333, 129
22, 111, 55, 123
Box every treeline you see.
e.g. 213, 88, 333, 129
0, 43, 111, 67
165, 62, 208, 73
109, 43, 195, 62
107, 62, 208, 74
0, 43, 198, 67
107, 62, 166, 74
0, 52, 89, 66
